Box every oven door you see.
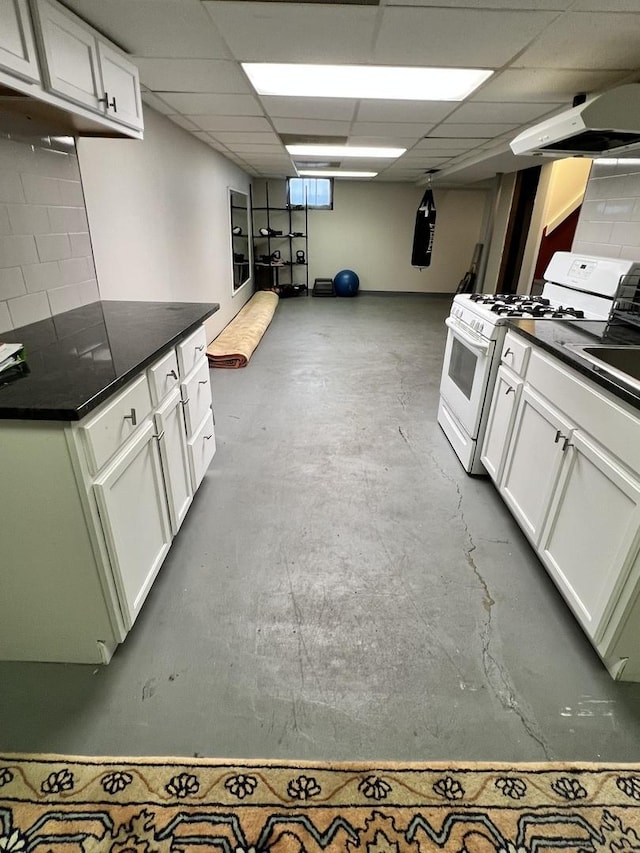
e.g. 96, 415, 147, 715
440, 316, 495, 439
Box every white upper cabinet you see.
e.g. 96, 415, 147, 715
31, 0, 144, 133
97, 41, 143, 131
0, 0, 41, 82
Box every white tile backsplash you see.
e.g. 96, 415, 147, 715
7, 291, 51, 327
23, 261, 62, 293
35, 233, 72, 262
21, 173, 63, 205
0, 234, 38, 268
0, 301, 12, 331
0, 129, 98, 334
0, 267, 26, 300
574, 161, 640, 262
7, 204, 51, 235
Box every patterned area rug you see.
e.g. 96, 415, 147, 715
1, 756, 640, 852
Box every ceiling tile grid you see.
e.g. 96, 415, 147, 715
62, 0, 640, 185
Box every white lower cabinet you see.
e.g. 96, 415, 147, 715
94, 420, 172, 628
480, 364, 521, 482
0, 323, 215, 664
539, 429, 640, 641
500, 386, 572, 545
484, 336, 640, 680
154, 388, 193, 535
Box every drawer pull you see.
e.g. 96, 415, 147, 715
505, 385, 515, 395
123, 408, 137, 426
198, 380, 208, 386
204, 434, 214, 441
195, 344, 205, 352
167, 369, 178, 380
504, 347, 512, 358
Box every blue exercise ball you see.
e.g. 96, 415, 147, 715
333, 269, 360, 297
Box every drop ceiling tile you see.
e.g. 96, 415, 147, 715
230, 144, 289, 153
204, 2, 378, 63
571, 0, 640, 8
141, 91, 174, 115
412, 137, 490, 151
61, 0, 231, 58
347, 136, 424, 148
446, 102, 559, 124
429, 123, 516, 138
158, 93, 264, 116
208, 131, 282, 145
272, 118, 352, 136
168, 115, 200, 132
384, 0, 571, 6
355, 101, 457, 123
135, 59, 250, 94
350, 123, 434, 139
373, 7, 557, 66
185, 115, 273, 132
473, 68, 630, 102
258, 97, 358, 121
516, 12, 640, 69
192, 131, 231, 150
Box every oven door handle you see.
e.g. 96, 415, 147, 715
445, 317, 491, 355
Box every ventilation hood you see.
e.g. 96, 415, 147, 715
510, 84, 640, 157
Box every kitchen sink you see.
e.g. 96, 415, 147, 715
564, 344, 640, 392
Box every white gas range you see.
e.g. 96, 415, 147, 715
438, 251, 640, 475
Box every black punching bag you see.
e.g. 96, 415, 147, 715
411, 188, 436, 268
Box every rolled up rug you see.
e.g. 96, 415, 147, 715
207, 290, 279, 368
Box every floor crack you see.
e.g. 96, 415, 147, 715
429, 450, 553, 759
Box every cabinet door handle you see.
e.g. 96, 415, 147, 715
181, 397, 189, 405
505, 385, 515, 395
99, 92, 117, 111
504, 347, 512, 358
562, 436, 573, 452
198, 379, 208, 385
154, 430, 165, 442
123, 408, 137, 426
204, 434, 214, 441
195, 344, 205, 352
167, 369, 178, 380
554, 429, 564, 443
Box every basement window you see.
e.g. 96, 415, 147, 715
287, 177, 333, 209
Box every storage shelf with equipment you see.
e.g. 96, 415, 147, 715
251, 182, 308, 297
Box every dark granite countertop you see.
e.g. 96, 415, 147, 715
0, 300, 219, 421
507, 318, 640, 411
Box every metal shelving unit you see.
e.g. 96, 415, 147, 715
251, 182, 309, 297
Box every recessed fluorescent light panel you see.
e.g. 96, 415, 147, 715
242, 63, 493, 101
287, 144, 405, 158
298, 170, 378, 178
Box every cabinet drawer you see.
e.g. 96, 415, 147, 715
181, 357, 212, 438
177, 325, 207, 378
148, 349, 180, 405
80, 374, 152, 474
188, 410, 216, 490
501, 331, 530, 376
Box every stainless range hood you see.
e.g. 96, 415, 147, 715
510, 84, 640, 157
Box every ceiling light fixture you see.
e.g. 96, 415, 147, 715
242, 63, 493, 101
298, 170, 378, 178
287, 144, 405, 158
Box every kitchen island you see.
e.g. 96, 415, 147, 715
0, 300, 219, 664
481, 318, 640, 681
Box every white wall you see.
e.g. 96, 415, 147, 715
0, 126, 98, 333
573, 158, 640, 260
254, 179, 487, 293
77, 108, 253, 341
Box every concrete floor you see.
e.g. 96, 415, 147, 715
2, 293, 640, 761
